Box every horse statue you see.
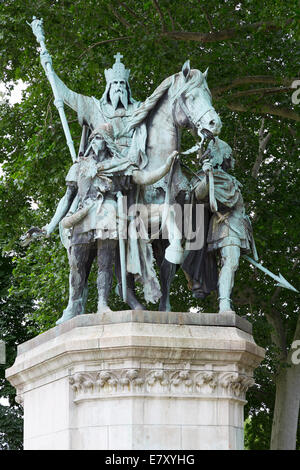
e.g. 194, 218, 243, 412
119, 60, 222, 311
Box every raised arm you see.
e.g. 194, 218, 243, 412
40, 53, 93, 118
30, 17, 96, 160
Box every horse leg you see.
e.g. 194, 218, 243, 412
159, 258, 177, 311
152, 238, 177, 312
157, 201, 183, 312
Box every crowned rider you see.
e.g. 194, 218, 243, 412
41, 52, 152, 314
41, 51, 140, 155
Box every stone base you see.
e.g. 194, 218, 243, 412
6, 311, 264, 450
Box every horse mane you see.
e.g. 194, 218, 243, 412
124, 75, 174, 134
124, 69, 204, 134
170, 69, 203, 102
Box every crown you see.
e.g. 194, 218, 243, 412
104, 53, 130, 84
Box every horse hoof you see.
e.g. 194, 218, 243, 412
219, 309, 236, 315
56, 313, 77, 325
97, 305, 113, 314
132, 302, 146, 311
192, 290, 208, 300
159, 305, 171, 312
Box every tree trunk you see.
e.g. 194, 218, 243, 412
270, 361, 300, 449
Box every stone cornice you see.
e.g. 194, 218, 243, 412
68, 367, 254, 403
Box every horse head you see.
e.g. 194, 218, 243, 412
170, 60, 222, 139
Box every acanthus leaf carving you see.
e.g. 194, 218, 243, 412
219, 372, 255, 396
195, 371, 218, 390
170, 370, 193, 389
146, 369, 169, 387
69, 367, 255, 400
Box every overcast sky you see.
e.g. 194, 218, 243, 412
0, 80, 27, 104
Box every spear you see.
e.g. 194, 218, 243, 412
243, 255, 299, 292
28, 17, 77, 162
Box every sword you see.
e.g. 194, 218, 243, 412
243, 255, 299, 292
28, 17, 77, 162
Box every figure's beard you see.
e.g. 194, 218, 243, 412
110, 89, 128, 110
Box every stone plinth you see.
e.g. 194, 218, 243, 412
6, 311, 264, 450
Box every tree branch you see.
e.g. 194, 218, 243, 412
212, 76, 298, 96
78, 36, 133, 60
268, 259, 299, 363
152, 0, 167, 32
162, 19, 293, 43
117, 1, 147, 27
226, 101, 300, 121
108, 5, 131, 29
166, 8, 176, 31
228, 86, 292, 100
201, 7, 215, 32
252, 118, 272, 179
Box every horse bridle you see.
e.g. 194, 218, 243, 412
176, 92, 214, 132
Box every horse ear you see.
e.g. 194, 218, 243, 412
182, 60, 191, 81
203, 67, 209, 79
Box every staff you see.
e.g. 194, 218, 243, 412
117, 192, 127, 303
28, 17, 77, 162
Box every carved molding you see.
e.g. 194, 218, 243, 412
195, 371, 218, 390
15, 392, 24, 407
219, 372, 255, 396
69, 366, 255, 402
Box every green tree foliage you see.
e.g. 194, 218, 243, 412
0, 0, 299, 449
0, 254, 36, 449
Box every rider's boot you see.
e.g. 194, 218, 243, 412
218, 246, 239, 313
97, 239, 115, 314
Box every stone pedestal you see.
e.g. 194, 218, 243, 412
6, 311, 264, 450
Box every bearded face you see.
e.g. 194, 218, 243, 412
109, 79, 129, 110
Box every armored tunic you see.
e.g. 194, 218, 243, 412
205, 169, 253, 253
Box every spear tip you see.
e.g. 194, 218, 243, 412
276, 273, 299, 293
